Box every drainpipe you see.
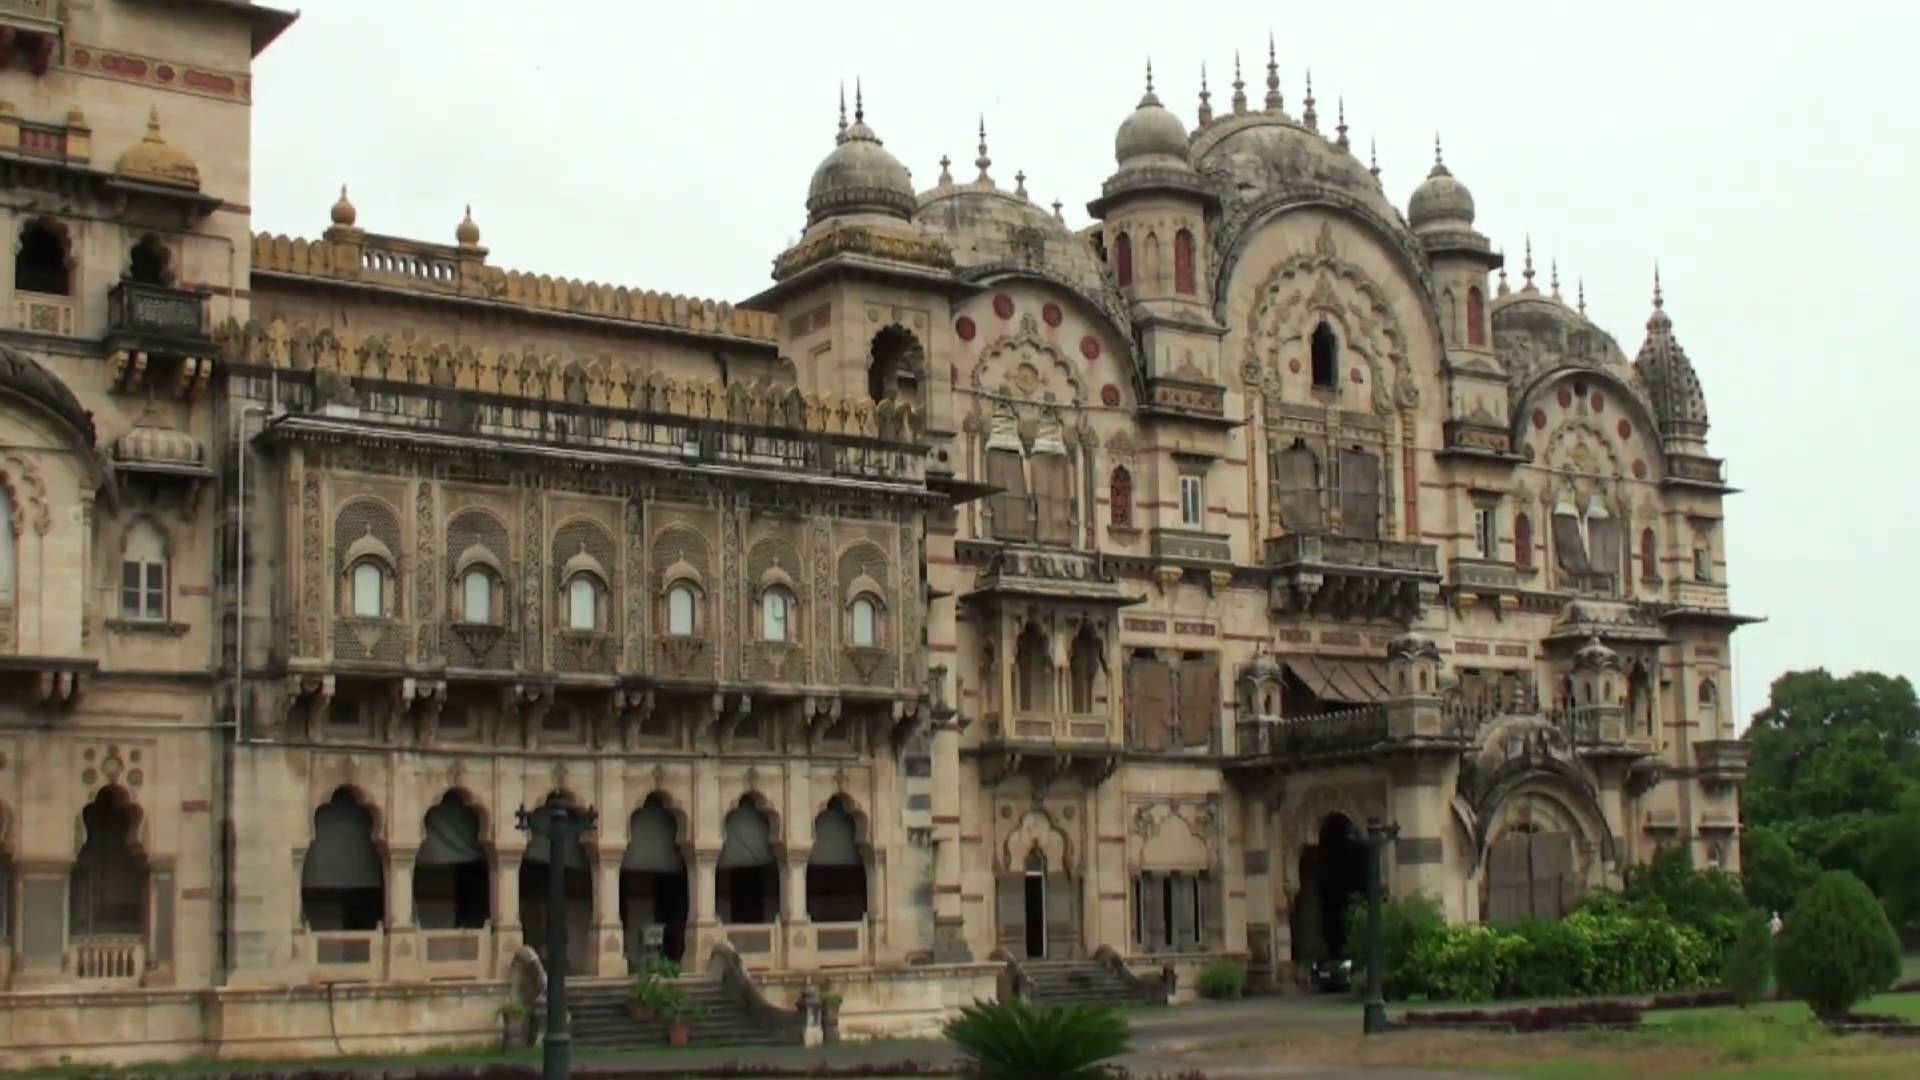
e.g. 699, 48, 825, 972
219, 402, 269, 984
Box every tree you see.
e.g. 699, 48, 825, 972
1869, 786, 1920, 930
1741, 825, 1817, 916
1722, 909, 1774, 1006
1775, 870, 1902, 1020
1746, 670, 1920, 825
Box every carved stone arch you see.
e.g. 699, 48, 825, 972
1001, 804, 1075, 877
428, 785, 495, 851
729, 788, 785, 856
1541, 418, 1628, 482
1282, 782, 1387, 890
1475, 777, 1615, 875
1512, 366, 1664, 466
813, 790, 873, 857
866, 322, 927, 402
1134, 803, 1216, 871
632, 786, 694, 862
1240, 244, 1415, 416
972, 313, 1089, 407
15, 214, 77, 284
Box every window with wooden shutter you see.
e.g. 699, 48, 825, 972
1199, 872, 1223, 950
1552, 497, 1588, 572
1128, 654, 1173, 751
1046, 874, 1078, 955
996, 875, 1025, 950
987, 448, 1030, 541
1337, 448, 1380, 539
1271, 440, 1323, 532
1031, 451, 1074, 545
1177, 653, 1220, 750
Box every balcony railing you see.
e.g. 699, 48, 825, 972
1151, 528, 1233, 566
1449, 557, 1521, 593
723, 921, 784, 971
107, 281, 212, 349
1236, 705, 1390, 758
302, 928, 385, 982
811, 918, 870, 967
69, 934, 145, 982
1266, 533, 1440, 575
420, 927, 489, 980
988, 711, 1117, 745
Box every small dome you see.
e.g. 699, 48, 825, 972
115, 107, 201, 191
1408, 153, 1474, 231
0, 343, 95, 447
456, 205, 481, 247
805, 96, 915, 225
1388, 628, 1441, 663
1114, 80, 1190, 168
1572, 634, 1620, 673
115, 413, 204, 469
331, 185, 357, 227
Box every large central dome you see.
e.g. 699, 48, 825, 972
805, 91, 916, 225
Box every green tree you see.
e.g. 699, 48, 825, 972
1741, 825, 1817, 916
1722, 909, 1774, 1006
1775, 870, 1902, 1020
1869, 786, 1920, 930
1746, 670, 1920, 824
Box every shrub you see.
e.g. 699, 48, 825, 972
1195, 961, 1246, 999
1388, 910, 1712, 1002
1345, 893, 1448, 997
1775, 870, 1902, 1019
1723, 909, 1775, 1006
943, 999, 1131, 1080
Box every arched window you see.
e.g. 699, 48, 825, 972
667, 582, 697, 636
1467, 287, 1487, 346
15, 219, 69, 296
121, 520, 168, 621
1514, 513, 1534, 568
350, 561, 385, 618
761, 585, 793, 642
461, 568, 494, 624
806, 797, 867, 923
1640, 528, 1657, 581
1114, 230, 1133, 288
1109, 466, 1133, 528
1173, 228, 1196, 295
850, 595, 878, 648
70, 788, 146, 938
717, 798, 778, 924
1699, 679, 1719, 735
566, 574, 601, 631
866, 325, 922, 404
127, 234, 172, 286
1069, 624, 1104, 714
300, 789, 385, 932
1310, 321, 1339, 388
414, 793, 489, 930
1015, 623, 1052, 713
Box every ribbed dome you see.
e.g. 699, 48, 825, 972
1115, 84, 1191, 168
806, 96, 915, 225
115, 413, 204, 468
0, 343, 95, 447
1572, 634, 1621, 673
1408, 158, 1475, 231
115, 107, 201, 192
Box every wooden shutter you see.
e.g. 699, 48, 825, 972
1178, 654, 1220, 749
1169, 875, 1195, 950
1128, 656, 1173, 751
1487, 834, 1531, 925
1270, 443, 1323, 531
1199, 873, 1224, 950
1532, 832, 1576, 918
1140, 873, 1164, 952
996, 875, 1025, 949
1046, 875, 1079, 956
1338, 449, 1380, 539
1588, 517, 1622, 583
1031, 453, 1074, 545
987, 449, 1030, 541
1552, 512, 1589, 572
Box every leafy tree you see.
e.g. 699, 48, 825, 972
1746, 670, 1920, 824
1775, 870, 1902, 1020
1869, 786, 1920, 930
1741, 825, 1817, 916
1722, 909, 1775, 1006
943, 1000, 1131, 1080
1622, 845, 1750, 961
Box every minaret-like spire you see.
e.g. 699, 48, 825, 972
975, 115, 993, 185
1577, 278, 1587, 316
836, 81, 849, 141
937, 154, 953, 186
1145, 57, 1155, 96
1496, 251, 1511, 297
1521, 235, 1537, 292
1014, 170, 1028, 199
1335, 97, 1349, 150
1231, 51, 1247, 114
1434, 132, 1445, 168
1052, 198, 1064, 223
1301, 70, 1317, 131
854, 78, 865, 124
1368, 138, 1381, 182
1550, 259, 1562, 301
1653, 262, 1665, 310
1264, 33, 1283, 112
1197, 63, 1213, 125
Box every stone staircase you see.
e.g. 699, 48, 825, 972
567, 974, 800, 1048
1021, 958, 1167, 1008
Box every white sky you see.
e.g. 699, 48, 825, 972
250, 1, 1920, 726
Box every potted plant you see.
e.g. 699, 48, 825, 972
665, 1000, 703, 1046
627, 955, 684, 1022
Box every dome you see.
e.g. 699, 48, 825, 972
115, 107, 201, 191
0, 343, 95, 447
1192, 116, 1400, 224
805, 96, 915, 225
331, 185, 357, 227
115, 412, 205, 469
1114, 82, 1190, 168
1572, 634, 1621, 673
1408, 156, 1475, 231
456, 205, 481, 247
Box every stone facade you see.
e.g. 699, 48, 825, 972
0, 5, 1753, 1067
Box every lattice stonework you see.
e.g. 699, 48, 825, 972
332, 496, 405, 663
623, 498, 646, 671
837, 541, 895, 687
445, 508, 515, 669
522, 493, 543, 668
747, 534, 806, 684
414, 482, 436, 661
652, 521, 715, 679
811, 518, 833, 680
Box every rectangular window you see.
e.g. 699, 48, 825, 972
1179, 475, 1203, 528
1693, 545, 1711, 582
121, 560, 165, 620
1474, 507, 1497, 559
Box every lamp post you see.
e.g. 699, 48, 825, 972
1362, 817, 1399, 1035
516, 798, 599, 1080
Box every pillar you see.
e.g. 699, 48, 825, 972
386, 847, 420, 981
929, 718, 971, 961
1388, 756, 1457, 916
691, 851, 719, 965
1242, 793, 1276, 971
593, 851, 624, 976
494, 851, 523, 972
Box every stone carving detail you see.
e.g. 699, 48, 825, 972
0, 453, 49, 536
300, 472, 323, 656
972, 313, 1088, 407
1240, 237, 1416, 415
898, 518, 919, 689
721, 504, 741, 680
836, 541, 895, 687
812, 516, 833, 677
623, 498, 646, 672
523, 489, 542, 669
414, 480, 435, 661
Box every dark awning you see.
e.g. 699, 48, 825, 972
718, 804, 774, 869
623, 804, 685, 873
810, 805, 861, 868
1281, 655, 1393, 706
418, 799, 485, 866
302, 796, 383, 889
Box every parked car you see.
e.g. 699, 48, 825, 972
1310, 956, 1356, 992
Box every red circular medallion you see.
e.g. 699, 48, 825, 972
1523, 444, 1537, 462
1289, 358, 1302, 374
1101, 384, 1121, 407
72, 48, 90, 67
157, 64, 176, 83
1632, 459, 1648, 479
1617, 418, 1632, 440
1042, 303, 1063, 327
1079, 335, 1101, 361
1591, 392, 1605, 412
955, 316, 975, 342
1350, 367, 1365, 384
992, 294, 1015, 320
1557, 387, 1573, 408
1532, 409, 1547, 430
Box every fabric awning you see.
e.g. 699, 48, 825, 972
302, 798, 384, 889
623, 804, 685, 873
418, 800, 485, 866
1281, 655, 1393, 707
809, 806, 862, 868
524, 831, 590, 869
718, 804, 774, 869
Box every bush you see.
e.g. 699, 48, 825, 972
1386, 910, 1712, 1003
1775, 870, 1902, 1019
943, 999, 1131, 1080
1195, 961, 1246, 999
1621, 846, 1752, 970
1345, 893, 1448, 997
1723, 909, 1775, 1006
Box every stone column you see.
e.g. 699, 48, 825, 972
929, 714, 971, 961
692, 851, 720, 964
494, 851, 523, 971
784, 854, 814, 971
1388, 756, 1457, 915
385, 846, 420, 982
593, 851, 624, 976
1242, 794, 1276, 973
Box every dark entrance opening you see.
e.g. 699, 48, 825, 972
1291, 813, 1369, 967
519, 796, 592, 974
804, 797, 867, 923
1022, 872, 1046, 959
620, 795, 689, 965
717, 798, 778, 924
414, 792, 490, 929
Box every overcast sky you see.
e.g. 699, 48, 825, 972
251, 1, 1920, 726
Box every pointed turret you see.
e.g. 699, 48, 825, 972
1197, 63, 1213, 126
1264, 35, 1284, 112
1633, 266, 1712, 454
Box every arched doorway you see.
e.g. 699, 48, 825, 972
70, 789, 147, 939
805, 797, 867, 922
1290, 814, 1367, 967
1484, 823, 1579, 924
413, 793, 490, 930
621, 795, 689, 966
300, 788, 384, 931
717, 798, 778, 924
519, 794, 593, 974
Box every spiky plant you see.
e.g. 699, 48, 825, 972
943, 998, 1132, 1080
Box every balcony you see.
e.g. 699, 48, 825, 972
970, 710, 1123, 788
963, 546, 1139, 608
1150, 527, 1233, 570
104, 283, 217, 397
1449, 556, 1522, 612
1664, 453, 1732, 492
12, 289, 73, 336
1694, 739, 1751, 788
68, 934, 145, 985
1233, 706, 1390, 761
0, 1, 60, 76
1266, 532, 1441, 621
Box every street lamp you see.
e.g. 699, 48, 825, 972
516, 798, 599, 1080
1362, 817, 1400, 1035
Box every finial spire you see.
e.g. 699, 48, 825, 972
975, 115, 993, 184
1497, 256, 1511, 298
854, 78, 865, 124
937, 154, 953, 186
1550, 259, 1562, 300
1653, 262, 1664, 309
1231, 51, 1247, 114
1434, 132, 1444, 167
1577, 278, 1587, 316
1052, 197, 1064, 223
1522, 235, 1537, 292
1264, 32, 1283, 111
1368, 137, 1381, 182
1145, 57, 1155, 95
837, 82, 848, 139
1335, 96, 1349, 150
1301, 70, 1318, 131
1014, 169, 1028, 199
1197, 62, 1213, 125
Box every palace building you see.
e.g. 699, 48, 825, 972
0, 2, 1754, 1065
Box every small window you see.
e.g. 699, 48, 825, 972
1640, 528, 1658, 581
1466, 287, 1487, 347
1514, 512, 1534, 568
1173, 228, 1196, 295
127, 234, 172, 286
1179, 475, 1203, 528
762, 586, 793, 642
1114, 231, 1133, 288
120, 521, 167, 621
462, 569, 492, 624
1310, 321, 1339, 389
851, 596, 878, 648
1693, 545, 1711, 582
1109, 466, 1133, 529
667, 583, 697, 636
351, 562, 384, 618
15, 219, 69, 296
566, 575, 599, 631
1474, 507, 1497, 559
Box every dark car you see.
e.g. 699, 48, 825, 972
1310, 956, 1356, 992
